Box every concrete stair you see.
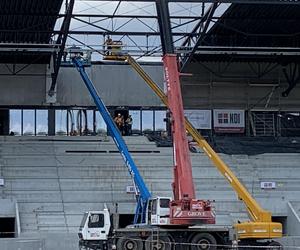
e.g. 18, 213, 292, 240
0, 136, 299, 237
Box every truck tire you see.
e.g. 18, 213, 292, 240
145, 235, 172, 250
116, 237, 143, 250
78, 241, 88, 250
190, 233, 217, 250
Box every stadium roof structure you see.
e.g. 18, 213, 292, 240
183, 3, 300, 65
0, 0, 300, 96
0, 0, 63, 64
169, 2, 300, 97
204, 4, 300, 48
2, 0, 300, 63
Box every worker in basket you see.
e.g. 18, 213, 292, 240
105, 35, 113, 55
104, 36, 124, 60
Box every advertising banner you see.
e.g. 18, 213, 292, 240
184, 110, 211, 129
213, 109, 245, 133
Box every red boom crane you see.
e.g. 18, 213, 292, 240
163, 54, 215, 225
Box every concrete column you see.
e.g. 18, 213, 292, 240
0, 110, 9, 135
48, 109, 55, 136
45, 57, 57, 104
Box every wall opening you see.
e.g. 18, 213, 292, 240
0, 217, 15, 238
272, 216, 287, 235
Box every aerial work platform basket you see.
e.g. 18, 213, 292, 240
103, 40, 126, 61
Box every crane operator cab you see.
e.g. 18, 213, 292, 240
147, 197, 171, 226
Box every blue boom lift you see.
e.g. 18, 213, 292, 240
72, 57, 151, 224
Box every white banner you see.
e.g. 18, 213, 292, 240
126, 186, 136, 194
213, 109, 245, 133
260, 182, 276, 189
184, 110, 211, 129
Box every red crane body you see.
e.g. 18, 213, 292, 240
163, 54, 215, 225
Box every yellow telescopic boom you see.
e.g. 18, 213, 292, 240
126, 55, 282, 240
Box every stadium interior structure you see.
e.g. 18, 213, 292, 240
0, 0, 300, 249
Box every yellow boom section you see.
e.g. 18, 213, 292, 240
126, 55, 282, 239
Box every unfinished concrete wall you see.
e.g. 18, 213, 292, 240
287, 202, 300, 236
0, 64, 46, 106
182, 61, 300, 110
0, 61, 300, 110
56, 64, 164, 107
0, 63, 164, 107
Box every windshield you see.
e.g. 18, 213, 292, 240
88, 213, 105, 228
160, 199, 170, 208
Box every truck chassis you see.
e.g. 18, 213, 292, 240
80, 226, 232, 250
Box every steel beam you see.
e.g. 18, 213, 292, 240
180, 3, 218, 71
155, 0, 174, 54
64, 31, 189, 36
1, 29, 298, 37
282, 64, 300, 97
60, 14, 300, 21
72, 17, 111, 32
0, 43, 60, 53
180, 3, 218, 47
62, 14, 204, 19
177, 46, 300, 56
48, 0, 75, 97
78, 0, 300, 4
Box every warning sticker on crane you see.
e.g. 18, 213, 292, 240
213, 109, 245, 133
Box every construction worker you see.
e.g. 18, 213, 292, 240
125, 115, 133, 135
114, 113, 124, 134
105, 36, 113, 55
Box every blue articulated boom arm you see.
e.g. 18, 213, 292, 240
72, 57, 151, 224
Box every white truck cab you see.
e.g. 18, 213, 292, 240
78, 209, 111, 241
79, 197, 171, 246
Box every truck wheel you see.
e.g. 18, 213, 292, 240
78, 241, 87, 250
190, 233, 217, 250
145, 235, 172, 250
117, 237, 143, 250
